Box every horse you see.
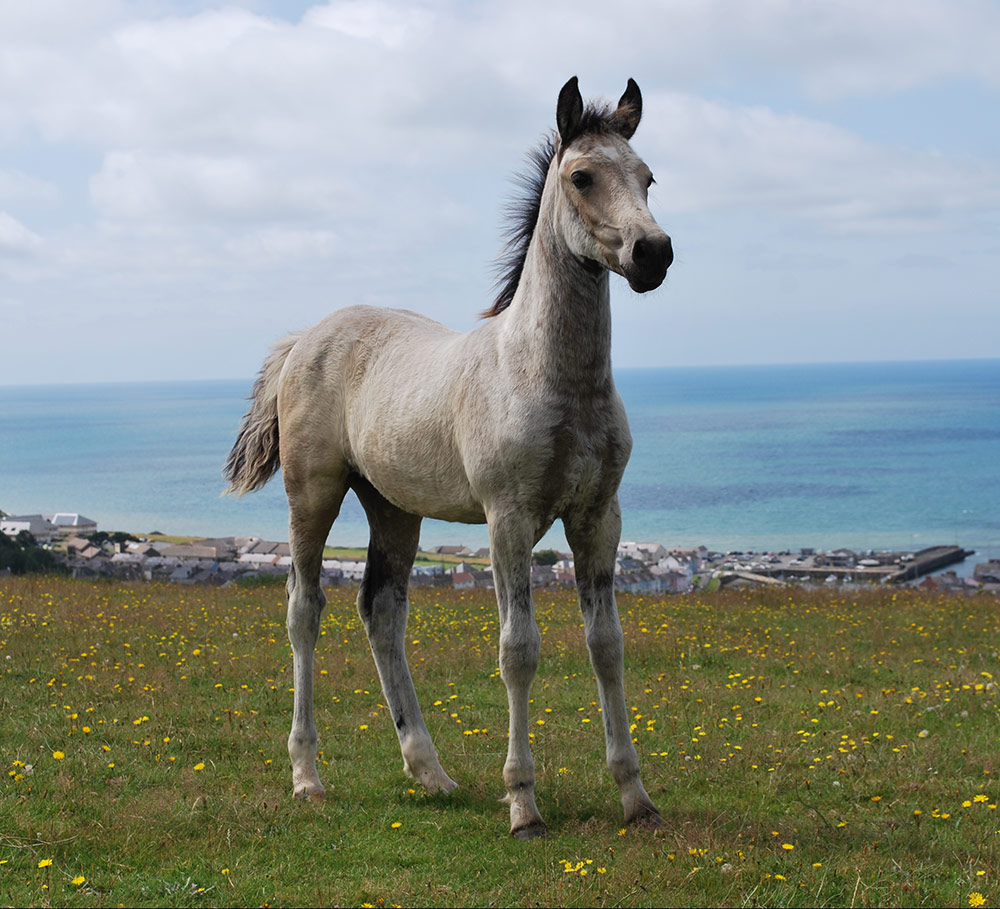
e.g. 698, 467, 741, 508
224, 76, 673, 838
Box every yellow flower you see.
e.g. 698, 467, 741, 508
52, 751, 65, 760
974, 795, 989, 803
968, 893, 985, 908
38, 858, 53, 868
193, 762, 205, 771
781, 843, 794, 851
391, 821, 402, 828
72, 875, 86, 886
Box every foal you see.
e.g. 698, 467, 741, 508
225, 76, 672, 837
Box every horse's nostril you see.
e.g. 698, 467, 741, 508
633, 238, 648, 262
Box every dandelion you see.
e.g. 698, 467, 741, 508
52, 751, 65, 760
391, 821, 402, 828
974, 795, 989, 803
781, 843, 794, 851
72, 875, 86, 886
38, 858, 53, 868
193, 762, 205, 771
968, 893, 986, 908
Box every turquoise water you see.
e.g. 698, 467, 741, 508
2, 359, 998, 559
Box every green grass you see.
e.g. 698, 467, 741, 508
1, 577, 997, 907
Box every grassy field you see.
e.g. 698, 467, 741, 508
1, 577, 997, 908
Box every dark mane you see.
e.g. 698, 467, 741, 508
483, 101, 622, 319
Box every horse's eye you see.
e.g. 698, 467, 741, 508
647, 174, 656, 189
571, 171, 592, 190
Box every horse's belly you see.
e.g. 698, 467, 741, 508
357, 454, 487, 525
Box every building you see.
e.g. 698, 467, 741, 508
47, 513, 98, 537
1, 514, 59, 543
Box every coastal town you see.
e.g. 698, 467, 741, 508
2, 510, 997, 595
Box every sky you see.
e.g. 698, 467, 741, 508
2, 0, 1000, 385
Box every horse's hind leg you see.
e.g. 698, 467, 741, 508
565, 498, 661, 828
352, 475, 457, 794
285, 471, 348, 801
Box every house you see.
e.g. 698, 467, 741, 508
238, 552, 280, 567
1, 514, 59, 543
244, 539, 291, 558
324, 558, 366, 581
451, 572, 475, 590
429, 544, 472, 556
974, 561, 1000, 585
159, 543, 225, 560
617, 542, 667, 564
47, 513, 98, 537
530, 565, 556, 587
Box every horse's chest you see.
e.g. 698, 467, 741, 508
529, 419, 630, 521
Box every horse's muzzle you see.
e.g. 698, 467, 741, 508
625, 233, 672, 293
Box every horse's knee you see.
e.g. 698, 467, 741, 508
499, 625, 541, 682
287, 589, 324, 647
586, 621, 624, 679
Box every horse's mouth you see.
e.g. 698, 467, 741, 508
626, 272, 667, 294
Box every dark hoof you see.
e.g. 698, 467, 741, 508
511, 821, 548, 840
628, 809, 663, 832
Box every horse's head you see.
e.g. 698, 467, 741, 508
554, 77, 672, 293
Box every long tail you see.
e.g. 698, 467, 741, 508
223, 332, 303, 495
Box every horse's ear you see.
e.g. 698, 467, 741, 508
613, 78, 642, 139
557, 76, 584, 145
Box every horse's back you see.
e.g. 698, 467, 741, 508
277, 305, 489, 521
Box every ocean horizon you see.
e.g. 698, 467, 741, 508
3, 358, 999, 568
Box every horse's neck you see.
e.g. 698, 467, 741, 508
501, 210, 614, 397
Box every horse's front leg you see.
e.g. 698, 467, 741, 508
489, 513, 546, 838
565, 498, 661, 828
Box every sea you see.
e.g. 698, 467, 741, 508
2, 359, 999, 572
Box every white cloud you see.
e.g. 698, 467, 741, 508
644, 92, 1000, 233
0, 212, 43, 258
304, 0, 434, 47
1, 0, 998, 380
89, 150, 355, 222
0, 169, 58, 205
223, 226, 340, 264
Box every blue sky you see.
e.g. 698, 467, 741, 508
2, 0, 999, 384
